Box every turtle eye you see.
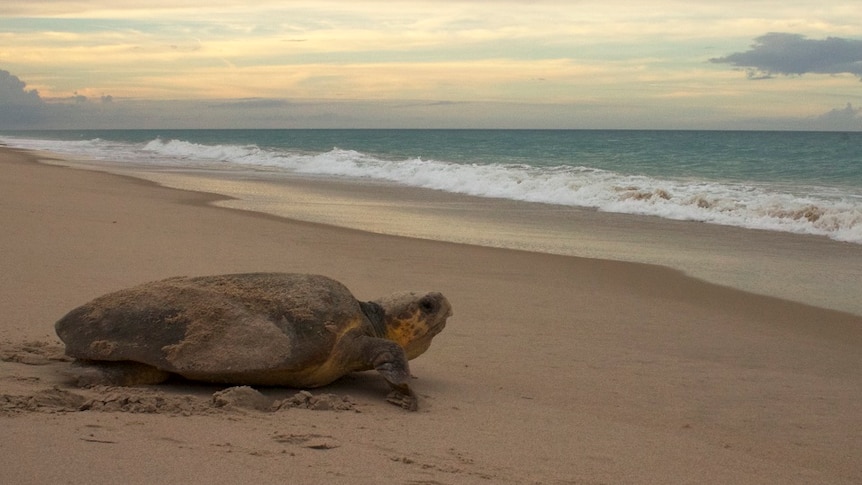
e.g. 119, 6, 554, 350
419, 296, 438, 314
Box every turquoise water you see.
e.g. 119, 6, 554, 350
3, 129, 861, 243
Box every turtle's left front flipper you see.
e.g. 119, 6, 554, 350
358, 337, 419, 411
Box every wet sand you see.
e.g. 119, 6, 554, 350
2, 146, 861, 484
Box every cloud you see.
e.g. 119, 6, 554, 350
814, 102, 862, 130
0, 69, 46, 126
206, 98, 293, 109
710, 33, 862, 80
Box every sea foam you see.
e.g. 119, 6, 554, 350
6, 135, 862, 244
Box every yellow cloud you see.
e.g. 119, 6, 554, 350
4, 0, 860, 125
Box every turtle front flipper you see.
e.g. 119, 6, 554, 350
385, 385, 418, 412
357, 337, 419, 411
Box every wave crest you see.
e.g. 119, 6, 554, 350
6, 134, 862, 244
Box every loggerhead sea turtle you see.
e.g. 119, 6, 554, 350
55, 273, 452, 411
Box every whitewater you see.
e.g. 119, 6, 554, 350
2, 129, 861, 244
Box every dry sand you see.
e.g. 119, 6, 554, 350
2, 146, 861, 484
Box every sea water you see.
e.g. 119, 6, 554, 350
3, 129, 860, 244
4, 129, 862, 315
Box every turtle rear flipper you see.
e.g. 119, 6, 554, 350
65, 361, 171, 387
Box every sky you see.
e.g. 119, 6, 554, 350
1, 1, 861, 130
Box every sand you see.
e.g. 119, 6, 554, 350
1, 146, 861, 484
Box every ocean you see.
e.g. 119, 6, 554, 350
3, 129, 861, 244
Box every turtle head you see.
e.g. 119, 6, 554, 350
372, 291, 452, 360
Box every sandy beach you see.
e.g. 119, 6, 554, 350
2, 146, 861, 484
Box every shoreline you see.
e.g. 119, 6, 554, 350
3, 146, 862, 484
30, 147, 862, 316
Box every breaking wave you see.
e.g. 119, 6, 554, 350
5, 135, 862, 244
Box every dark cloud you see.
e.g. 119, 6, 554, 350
710, 33, 862, 80
0, 69, 45, 126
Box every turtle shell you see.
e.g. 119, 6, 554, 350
55, 273, 375, 386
